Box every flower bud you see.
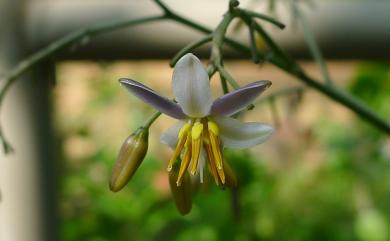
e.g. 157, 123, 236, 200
109, 127, 149, 192
169, 164, 192, 215
224, 161, 238, 188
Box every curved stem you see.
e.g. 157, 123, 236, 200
248, 21, 261, 64
1, 0, 389, 154
239, 8, 285, 29
143, 111, 162, 129
256, 86, 306, 107
161, 4, 390, 133
0, 15, 164, 100
0, 15, 165, 152
217, 65, 240, 90
170, 34, 212, 67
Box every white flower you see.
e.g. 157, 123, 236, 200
119, 53, 273, 186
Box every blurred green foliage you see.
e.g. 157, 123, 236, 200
57, 62, 389, 241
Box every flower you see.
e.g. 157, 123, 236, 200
119, 53, 273, 187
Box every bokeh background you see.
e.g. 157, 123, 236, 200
0, 0, 389, 241
54, 61, 390, 241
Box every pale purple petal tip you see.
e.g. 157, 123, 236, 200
211, 80, 271, 116
119, 78, 186, 119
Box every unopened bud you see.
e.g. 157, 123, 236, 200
169, 164, 192, 215
109, 127, 149, 192
224, 161, 238, 188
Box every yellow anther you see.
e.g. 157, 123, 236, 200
176, 137, 192, 186
191, 122, 203, 140
167, 123, 192, 172
207, 121, 225, 184
190, 123, 203, 175
178, 123, 192, 139
208, 122, 223, 170
207, 121, 219, 135
205, 143, 220, 186
216, 163, 226, 184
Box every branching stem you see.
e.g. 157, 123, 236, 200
0, 0, 389, 153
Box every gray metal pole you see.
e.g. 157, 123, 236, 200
0, 0, 59, 240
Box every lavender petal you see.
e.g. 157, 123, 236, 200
119, 78, 186, 119
211, 80, 271, 116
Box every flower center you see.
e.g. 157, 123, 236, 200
166, 118, 226, 186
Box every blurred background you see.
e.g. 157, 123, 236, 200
0, 0, 389, 241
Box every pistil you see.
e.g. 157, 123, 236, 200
190, 121, 203, 175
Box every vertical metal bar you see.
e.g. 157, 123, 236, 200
0, 0, 59, 240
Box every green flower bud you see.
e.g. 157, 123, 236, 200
109, 127, 149, 192
169, 164, 192, 215
224, 161, 238, 188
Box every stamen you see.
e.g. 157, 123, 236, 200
167, 123, 191, 172
176, 135, 192, 186
190, 122, 203, 175
205, 142, 220, 186
207, 121, 225, 184
207, 121, 223, 170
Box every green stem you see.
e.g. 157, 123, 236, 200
248, 21, 261, 64
162, 4, 389, 133
170, 34, 212, 67
217, 65, 240, 90
0, 15, 165, 152
293, 2, 333, 86
0, 15, 165, 100
248, 17, 296, 70
143, 111, 162, 129
239, 8, 285, 29
207, 10, 243, 93
1, 0, 389, 154
268, 97, 281, 127
219, 72, 230, 94
257, 86, 305, 103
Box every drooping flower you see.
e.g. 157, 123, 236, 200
119, 53, 273, 187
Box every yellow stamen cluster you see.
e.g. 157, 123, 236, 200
167, 119, 226, 186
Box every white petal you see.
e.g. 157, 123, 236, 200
172, 53, 212, 118
213, 116, 274, 149
160, 121, 185, 149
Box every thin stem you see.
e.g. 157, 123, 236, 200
170, 34, 212, 67
257, 86, 306, 103
207, 65, 218, 77
219, 72, 230, 94
0, 15, 164, 100
206, 9, 245, 95
0, 15, 165, 152
248, 21, 261, 64
0, 127, 14, 154
162, 7, 390, 133
210, 11, 236, 63
249, 18, 296, 69
293, 2, 333, 86
143, 111, 162, 129
239, 9, 285, 29
268, 97, 281, 128
217, 65, 240, 90
1, 0, 389, 154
